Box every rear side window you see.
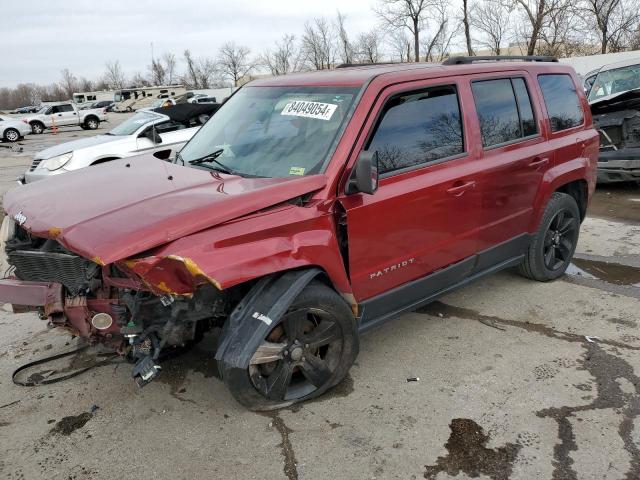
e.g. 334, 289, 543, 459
538, 74, 584, 132
471, 78, 538, 148
367, 85, 464, 174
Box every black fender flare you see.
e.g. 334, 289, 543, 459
215, 268, 323, 371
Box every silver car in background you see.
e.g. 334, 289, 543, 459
0, 115, 32, 142
22, 104, 219, 183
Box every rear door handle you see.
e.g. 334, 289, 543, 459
446, 180, 476, 196
528, 157, 549, 168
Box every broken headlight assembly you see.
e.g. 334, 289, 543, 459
42, 152, 73, 171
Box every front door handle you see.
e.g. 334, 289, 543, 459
528, 156, 549, 168
446, 180, 476, 196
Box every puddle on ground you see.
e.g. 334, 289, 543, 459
567, 258, 640, 287
50, 412, 93, 436
424, 418, 521, 480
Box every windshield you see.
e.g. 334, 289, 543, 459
178, 86, 359, 177
108, 111, 161, 136
588, 63, 640, 101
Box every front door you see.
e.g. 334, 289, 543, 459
338, 79, 485, 318
50, 105, 77, 126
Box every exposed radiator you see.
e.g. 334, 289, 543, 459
8, 250, 99, 295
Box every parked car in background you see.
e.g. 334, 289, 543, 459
11, 106, 39, 114
0, 115, 32, 142
21, 103, 218, 183
585, 58, 640, 183
92, 100, 115, 111
20, 102, 107, 134
0, 58, 597, 409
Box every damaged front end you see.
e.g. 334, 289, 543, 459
591, 92, 640, 183
0, 217, 236, 387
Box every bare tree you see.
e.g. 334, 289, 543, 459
387, 30, 413, 61
149, 58, 166, 85
376, 0, 430, 61
218, 42, 255, 86
104, 60, 126, 89
512, 0, 571, 55
471, 0, 513, 54
421, 0, 457, 61
462, 0, 474, 55
584, 0, 639, 52
163, 53, 177, 84
59, 69, 78, 98
301, 18, 336, 69
356, 30, 383, 63
78, 77, 93, 92
131, 72, 150, 87
182, 50, 200, 88
335, 11, 355, 64
261, 34, 304, 75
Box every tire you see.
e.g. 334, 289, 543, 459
30, 122, 44, 134
3, 128, 20, 142
126, 106, 133, 112
519, 192, 580, 281
85, 117, 99, 130
222, 281, 359, 411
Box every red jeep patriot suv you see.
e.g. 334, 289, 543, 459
0, 56, 598, 410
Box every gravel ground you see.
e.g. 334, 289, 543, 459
0, 123, 639, 479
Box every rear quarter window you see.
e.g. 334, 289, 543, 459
537, 74, 584, 132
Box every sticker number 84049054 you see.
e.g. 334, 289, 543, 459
281, 101, 337, 121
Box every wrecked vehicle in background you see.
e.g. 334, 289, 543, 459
587, 58, 640, 183
0, 59, 597, 410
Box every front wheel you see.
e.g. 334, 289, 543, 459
3, 128, 20, 142
222, 282, 359, 411
519, 192, 580, 281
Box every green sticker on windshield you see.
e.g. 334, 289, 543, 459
289, 167, 306, 176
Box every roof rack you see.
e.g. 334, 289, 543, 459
335, 62, 398, 68
443, 55, 558, 65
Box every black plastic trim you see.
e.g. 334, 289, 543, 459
358, 234, 532, 333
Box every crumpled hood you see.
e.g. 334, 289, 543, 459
34, 135, 123, 160
3, 156, 327, 265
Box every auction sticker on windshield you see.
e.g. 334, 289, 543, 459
281, 101, 337, 121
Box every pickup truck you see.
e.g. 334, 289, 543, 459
21, 102, 108, 134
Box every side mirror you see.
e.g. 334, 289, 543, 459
145, 128, 162, 144
346, 150, 379, 195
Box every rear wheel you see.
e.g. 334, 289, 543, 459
222, 282, 358, 411
30, 122, 44, 134
85, 117, 99, 130
519, 192, 580, 281
3, 128, 20, 142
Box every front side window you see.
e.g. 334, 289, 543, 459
179, 86, 359, 178
538, 74, 584, 132
472, 77, 538, 148
366, 85, 464, 174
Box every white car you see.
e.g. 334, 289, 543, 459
22, 104, 218, 183
0, 115, 31, 142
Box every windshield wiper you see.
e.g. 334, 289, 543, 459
188, 149, 236, 175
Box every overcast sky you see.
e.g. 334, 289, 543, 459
1, 0, 380, 88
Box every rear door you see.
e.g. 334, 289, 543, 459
338, 78, 484, 310
467, 73, 552, 264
